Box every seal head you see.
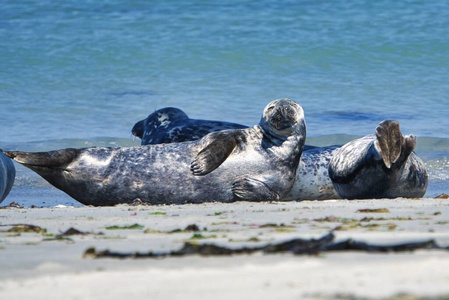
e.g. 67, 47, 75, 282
260, 98, 305, 140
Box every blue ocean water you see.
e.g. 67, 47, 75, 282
1, 0, 448, 206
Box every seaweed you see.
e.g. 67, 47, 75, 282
83, 232, 448, 259
189, 233, 217, 240
436, 193, 449, 199
60, 227, 87, 236
170, 224, 201, 233
1, 224, 47, 234
105, 224, 144, 230
3, 202, 24, 209
357, 208, 390, 213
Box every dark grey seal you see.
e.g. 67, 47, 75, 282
0, 152, 15, 203
3, 99, 306, 206
132, 107, 246, 145
288, 120, 427, 200
132, 109, 427, 199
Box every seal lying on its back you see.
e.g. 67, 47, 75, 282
132, 108, 427, 199
289, 120, 427, 200
3, 99, 306, 206
132, 107, 246, 145
0, 152, 15, 203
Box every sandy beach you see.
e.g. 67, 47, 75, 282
1, 198, 449, 300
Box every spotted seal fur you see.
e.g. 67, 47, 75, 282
132, 109, 427, 199
0, 152, 15, 203
132, 107, 246, 145
3, 99, 306, 206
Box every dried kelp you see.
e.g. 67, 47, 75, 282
0, 224, 47, 234
83, 232, 448, 259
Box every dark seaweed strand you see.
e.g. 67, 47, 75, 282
83, 232, 448, 259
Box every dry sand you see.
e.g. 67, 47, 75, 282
1, 198, 449, 300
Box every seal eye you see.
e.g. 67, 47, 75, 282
266, 105, 275, 112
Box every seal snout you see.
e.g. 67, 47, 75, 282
271, 105, 298, 130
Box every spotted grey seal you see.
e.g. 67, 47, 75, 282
0, 152, 15, 203
132, 108, 427, 199
132, 107, 246, 145
3, 99, 306, 206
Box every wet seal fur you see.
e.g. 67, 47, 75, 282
132, 109, 427, 200
0, 152, 15, 203
3, 99, 306, 206
132, 107, 246, 145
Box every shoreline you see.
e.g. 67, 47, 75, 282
1, 199, 449, 299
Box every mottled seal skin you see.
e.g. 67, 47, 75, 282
0, 152, 15, 203
132, 107, 247, 145
132, 110, 427, 200
3, 99, 306, 206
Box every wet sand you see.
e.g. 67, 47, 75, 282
1, 199, 449, 300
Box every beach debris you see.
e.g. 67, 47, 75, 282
144, 224, 204, 234
43, 235, 74, 242
170, 224, 201, 233
105, 223, 144, 230
229, 237, 262, 243
1, 224, 47, 234
357, 208, 390, 213
148, 211, 166, 215
335, 222, 397, 231
130, 198, 144, 206
2, 202, 24, 209
314, 216, 358, 223
436, 193, 449, 199
258, 223, 293, 228
189, 233, 217, 240
60, 227, 87, 236
83, 232, 448, 259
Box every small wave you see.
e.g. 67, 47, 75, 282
318, 111, 414, 122
426, 157, 449, 181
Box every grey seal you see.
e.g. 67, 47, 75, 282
132, 109, 427, 199
0, 152, 15, 203
289, 120, 427, 200
132, 107, 246, 145
3, 99, 306, 206
327, 120, 427, 199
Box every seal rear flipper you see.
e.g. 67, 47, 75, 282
374, 120, 405, 169
232, 177, 280, 201
3, 148, 80, 168
190, 131, 240, 176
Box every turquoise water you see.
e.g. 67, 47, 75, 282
1, 0, 448, 206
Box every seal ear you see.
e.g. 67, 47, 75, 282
191, 131, 240, 176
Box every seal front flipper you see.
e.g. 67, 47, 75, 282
232, 177, 280, 201
190, 131, 240, 176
